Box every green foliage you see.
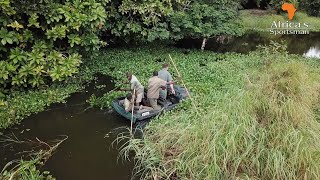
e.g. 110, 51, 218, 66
84, 47, 255, 109
0, 51, 100, 129
240, 0, 320, 17
0, 0, 107, 91
257, 40, 288, 55
240, 10, 320, 32
103, 0, 244, 42
169, 0, 244, 39
104, 0, 179, 42
1, 159, 55, 180
263, 0, 298, 12
300, 0, 320, 17
1, 47, 82, 88
240, 0, 299, 12
268, 0, 285, 12
88, 91, 124, 109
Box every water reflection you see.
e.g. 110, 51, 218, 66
304, 46, 320, 58
176, 32, 320, 57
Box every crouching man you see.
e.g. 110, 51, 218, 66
147, 71, 167, 110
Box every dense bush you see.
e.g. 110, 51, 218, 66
241, 0, 320, 17
102, 0, 244, 43
300, 0, 320, 17
240, 0, 299, 12
169, 0, 244, 40
103, 0, 183, 42
0, 0, 107, 92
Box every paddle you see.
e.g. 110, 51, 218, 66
103, 83, 124, 96
130, 88, 136, 135
168, 54, 199, 114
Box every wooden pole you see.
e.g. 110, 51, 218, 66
201, 38, 207, 51
168, 54, 199, 114
106, 83, 122, 94
130, 88, 136, 135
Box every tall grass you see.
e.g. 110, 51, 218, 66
240, 10, 320, 32
121, 53, 320, 179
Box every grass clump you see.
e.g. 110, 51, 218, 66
1, 158, 55, 180
243, 61, 320, 179
119, 46, 320, 179
1, 136, 67, 180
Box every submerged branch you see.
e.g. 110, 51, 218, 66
0, 135, 68, 179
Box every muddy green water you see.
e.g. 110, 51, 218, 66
0, 75, 135, 180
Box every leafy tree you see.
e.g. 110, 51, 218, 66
102, 0, 244, 44
300, 0, 320, 17
169, 0, 244, 39
240, 0, 299, 12
0, 0, 107, 91
102, 0, 187, 43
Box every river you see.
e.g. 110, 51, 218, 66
0, 75, 134, 180
177, 31, 320, 58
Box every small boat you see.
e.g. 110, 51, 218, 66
112, 85, 188, 123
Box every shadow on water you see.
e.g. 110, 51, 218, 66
0, 74, 135, 180
176, 31, 320, 58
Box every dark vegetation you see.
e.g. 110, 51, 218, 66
300, 0, 320, 17
241, 0, 320, 17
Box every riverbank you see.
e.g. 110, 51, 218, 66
0, 61, 102, 130
0, 74, 134, 180
240, 10, 320, 32
0, 83, 81, 129
87, 45, 320, 179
